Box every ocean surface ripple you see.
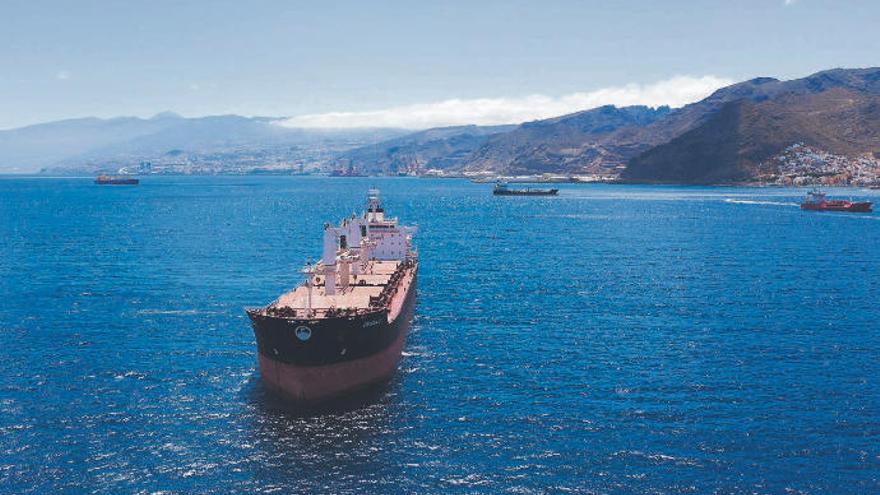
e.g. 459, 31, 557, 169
1, 177, 878, 494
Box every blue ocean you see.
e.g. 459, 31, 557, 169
1, 177, 878, 494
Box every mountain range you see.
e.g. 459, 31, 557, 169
343, 67, 880, 184
4, 67, 880, 184
330, 124, 516, 175
623, 74, 880, 183
460, 105, 671, 176
0, 113, 404, 174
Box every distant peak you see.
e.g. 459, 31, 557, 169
150, 111, 183, 120
746, 77, 779, 85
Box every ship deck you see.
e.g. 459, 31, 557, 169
272, 260, 402, 311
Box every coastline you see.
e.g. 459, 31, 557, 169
4, 172, 880, 189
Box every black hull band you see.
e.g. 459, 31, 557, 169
248, 272, 417, 367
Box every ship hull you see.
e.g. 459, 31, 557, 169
256, 306, 412, 403
95, 178, 139, 185
249, 269, 417, 403
494, 189, 558, 196
801, 202, 872, 212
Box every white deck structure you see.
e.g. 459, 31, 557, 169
267, 189, 416, 316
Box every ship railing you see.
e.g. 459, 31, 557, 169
260, 306, 378, 319
367, 259, 415, 309
258, 259, 416, 316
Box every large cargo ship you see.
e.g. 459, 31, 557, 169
246, 189, 418, 403
800, 189, 872, 212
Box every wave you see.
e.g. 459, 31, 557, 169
724, 199, 799, 207
135, 309, 219, 316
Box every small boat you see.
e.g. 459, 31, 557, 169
800, 189, 872, 212
493, 182, 558, 196
95, 175, 139, 185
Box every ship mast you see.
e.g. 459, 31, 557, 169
303, 260, 313, 310
322, 223, 338, 296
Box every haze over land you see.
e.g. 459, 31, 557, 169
0, 114, 405, 174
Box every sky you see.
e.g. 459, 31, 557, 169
1, 0, 878, 130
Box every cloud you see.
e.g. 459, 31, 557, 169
56, 70, 70, 80
278, 75, 733, 129
784, 0, 797, 4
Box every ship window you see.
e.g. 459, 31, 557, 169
339, 234, 347, 249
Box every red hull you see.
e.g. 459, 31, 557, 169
257, 315, 410, 403
801, 201, 872, 212
257, 280, 416, 403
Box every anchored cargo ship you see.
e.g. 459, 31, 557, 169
493, 182, 558, 196
246, 189, 418, 403
94, 175, 139, 185
800, 189, 872, 212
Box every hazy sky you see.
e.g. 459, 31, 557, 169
1, 0, 878, 129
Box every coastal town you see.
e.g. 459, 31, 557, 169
95, 145, 880, 188
758, 143, 880, 187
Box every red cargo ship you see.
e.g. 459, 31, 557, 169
800, 189, 872, 213
246, 189, 417, 403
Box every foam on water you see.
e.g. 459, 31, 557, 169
723, 198, 800, 206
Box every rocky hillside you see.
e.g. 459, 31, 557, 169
334, 105, 677, 177
329, 124, 515, 175
623, 70, 880, 183
457, 67, 880, 183
461, 105, 670, 175
453, 78, 797, 176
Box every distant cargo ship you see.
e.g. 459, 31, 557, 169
94, 175, 139, 185
493, 182, 558, 196
800, 189, 872, 212
246, 189, 417, 403
329, 168, 366, 177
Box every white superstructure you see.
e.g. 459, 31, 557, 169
319, 189, 416, 296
